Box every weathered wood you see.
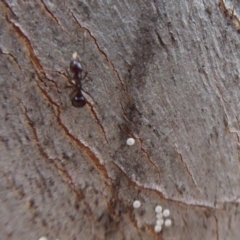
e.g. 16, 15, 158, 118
1, 0, 240, 239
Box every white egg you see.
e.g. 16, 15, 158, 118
154, 225, 162, 233
164, 219, 172, 227
126, 138, 135, 146
156, 219, 164, 226
156, 212, 163, 219
163, 209, 170, 217
155, 205, 163, 213
133, 200, 141, 208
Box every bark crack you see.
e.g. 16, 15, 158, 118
0, 48, 23, 71
213, 215, 220, 240
175, 146, 199, 191
20, 100, 82, 199
39, 0, 60, 26
88, 102, 109, 144
138, 138, 161, 180
219, 0, 240, 31
19, 100, 93, 217
112, 161, 164, 199
5, 16, 58, 89
1, 0, 17, 18
182, 217, 191, 238
36, 83, 110, 181
112, 159, 216, 209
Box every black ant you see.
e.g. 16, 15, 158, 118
68, 52, 87, 107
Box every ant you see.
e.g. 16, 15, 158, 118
68, 52, 87, 107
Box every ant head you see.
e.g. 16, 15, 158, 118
70, 60, 83, 74
71, 94, 86, 107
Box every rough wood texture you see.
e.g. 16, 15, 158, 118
1, 0, 240, 239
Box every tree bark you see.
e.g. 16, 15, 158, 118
0, 0, 240, 239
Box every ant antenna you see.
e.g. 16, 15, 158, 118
72, 51, 78, 60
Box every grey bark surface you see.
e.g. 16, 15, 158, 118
0, 0, 240, 239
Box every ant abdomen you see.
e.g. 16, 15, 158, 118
71, 92, 86, 108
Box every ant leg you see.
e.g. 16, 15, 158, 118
65, 68, 75, 86
82, 64, 93, 82
81, 89, 97, 106
83, 32, 86, 55
82, 71, 88, 80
